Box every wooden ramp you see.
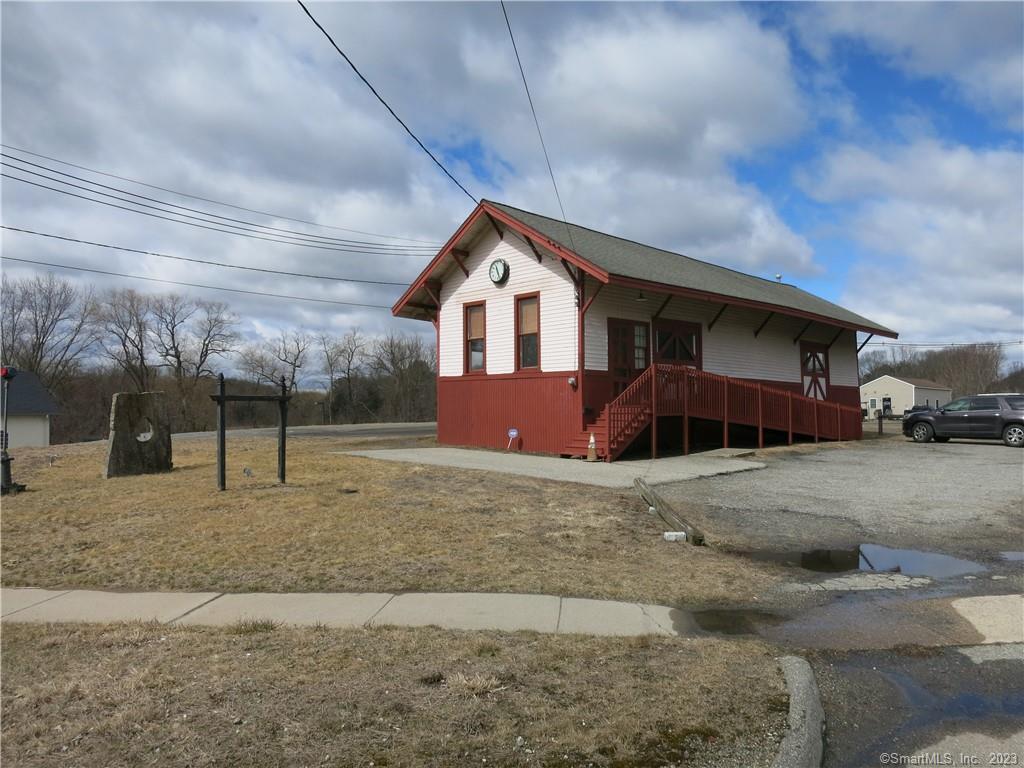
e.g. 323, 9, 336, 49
565, 364, 862, 461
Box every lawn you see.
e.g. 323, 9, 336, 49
1, 622, 787, 767
0, 435, 778, 606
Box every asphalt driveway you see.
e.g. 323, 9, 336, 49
660, 438, 1023, 559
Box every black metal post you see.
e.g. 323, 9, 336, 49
278, 376, 287, 484
216, 373, 226, 491
878, 411, 884, 436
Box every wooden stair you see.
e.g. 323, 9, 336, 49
563, 405, 653, 461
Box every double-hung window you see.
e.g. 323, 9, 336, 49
465, 303, 486, 373
516, 295, 539, 370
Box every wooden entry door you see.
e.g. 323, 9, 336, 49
800, 342, 829, 400
608, 319, 649, 396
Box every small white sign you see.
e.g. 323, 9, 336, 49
507, 428, 519, 439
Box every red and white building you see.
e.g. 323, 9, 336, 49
393, 201, 897, 460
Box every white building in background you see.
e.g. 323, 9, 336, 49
1, 370, 60, 448
860, 375, 953, 417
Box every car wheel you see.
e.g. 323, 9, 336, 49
934, 436, 950, 443
1003, 424, 1024, 448
911, 422, 933, 443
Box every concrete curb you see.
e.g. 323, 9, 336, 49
772, 656, 825, 768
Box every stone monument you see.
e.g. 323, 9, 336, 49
104, 392, 173, 478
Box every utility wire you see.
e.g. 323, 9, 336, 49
0, 143, 442, 245
2, 173, 432, 258
500, 1, 578, 257
862, 340, 1023, 348
1, 154, 435, 252
1, 226, 409, 286
2, 162, 433, 254
295, 0, 478, 206
1, 255, 393, 309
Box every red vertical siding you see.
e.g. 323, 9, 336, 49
438, 372, 579, 454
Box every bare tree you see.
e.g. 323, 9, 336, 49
368, 331, 435, 421
151, 295, 238, 429
0, 274, 98, 390
318, 333, 341, 424
271, 330, 313, 394
98, 288, 154, 391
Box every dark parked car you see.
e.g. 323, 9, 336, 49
903, 404, 933, 417
903, 393, 1024, 447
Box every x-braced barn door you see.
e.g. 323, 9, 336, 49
800, 342, 829, 400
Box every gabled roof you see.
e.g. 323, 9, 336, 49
393, 200, 898, 338
3, 369, 60, 415
861, 374, 951, 390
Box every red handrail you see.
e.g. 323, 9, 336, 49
603, 362, 863, 457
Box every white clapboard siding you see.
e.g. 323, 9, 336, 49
584, 282, 860, 385
438, 229, 577, 376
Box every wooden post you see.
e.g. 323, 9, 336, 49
722, 377, 730, 449
757, 383, 764, 449
813, 399, 819, 443
835, 402, 842, 441
278, 376, 287, 484
787, 391, 793, 445
216, 373, 226, 492
683, 369, 690, 456
650, 366, 658, 459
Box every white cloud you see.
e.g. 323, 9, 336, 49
793, 2, 1024, 128
1, 1, 819, 349
802, 138, 1023, 342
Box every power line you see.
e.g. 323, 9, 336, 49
1, 255, 393, 310
1, 226, 410, 286
1, 153, 436, 252
862, 340, 1023, 348
2, 162, 434, 255
0, 143, 442, 245
500, 1, 579, 258
295, 0, 478, 206
2, 173, 433, 258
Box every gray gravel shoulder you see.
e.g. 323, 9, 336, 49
658, 439, 1023, 558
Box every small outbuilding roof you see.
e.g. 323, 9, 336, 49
861, 375, 951, 390
2, 370, 60, 415
393, 200, 898, 338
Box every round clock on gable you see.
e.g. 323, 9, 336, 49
488, 258, 509, 285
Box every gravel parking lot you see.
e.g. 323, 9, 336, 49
661, 438, 1023, 558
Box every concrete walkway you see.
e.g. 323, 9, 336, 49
0, 588, 690, 637
3, 588, 1020, 646
343, 446, 765, 488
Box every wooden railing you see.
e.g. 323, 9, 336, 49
605, 363, 862, 458
606, 366, 654, 456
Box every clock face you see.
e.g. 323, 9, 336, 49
489, 258, 509, 285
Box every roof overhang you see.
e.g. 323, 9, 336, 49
392, 201, 608, 321
607, 274, 899, 339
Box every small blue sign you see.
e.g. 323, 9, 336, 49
507, 428, 519, 439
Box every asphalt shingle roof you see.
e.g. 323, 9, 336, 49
485, 200, 897, 337
2, 369, 60, 415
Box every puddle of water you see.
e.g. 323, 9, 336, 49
738, 544, 985, 579
1000, 551, 1024, 561
690, 609, 784, 636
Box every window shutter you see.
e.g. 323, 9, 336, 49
467, 306, 484, 339
518, 298, 538, 335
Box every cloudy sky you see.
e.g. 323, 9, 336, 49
2, 1, 1022, 360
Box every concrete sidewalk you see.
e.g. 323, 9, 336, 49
342, 446, 764, 488
0, 588, 692, 637
3, 588, 1020, 646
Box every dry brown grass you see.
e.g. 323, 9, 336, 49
1, 622, 787, 767
1, 435, 778, 605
